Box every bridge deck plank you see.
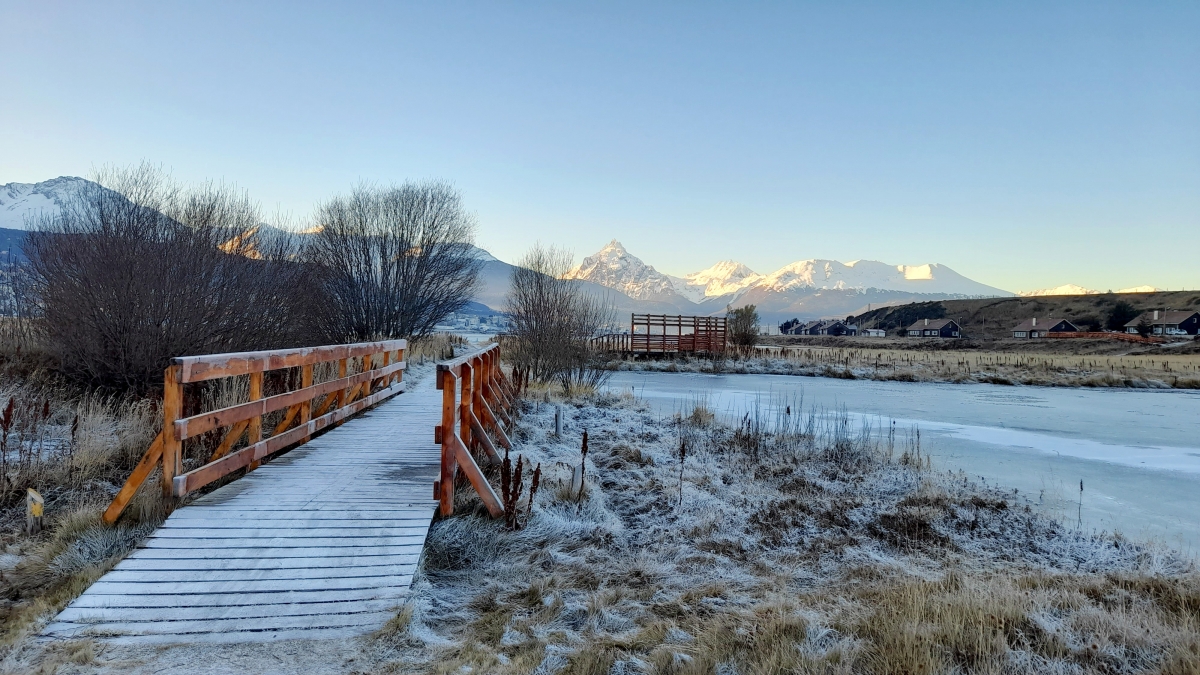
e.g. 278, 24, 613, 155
41, 376, 440, 644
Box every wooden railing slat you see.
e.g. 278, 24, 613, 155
103, 339, 410, 524
172, 381, 405, 497
174, 340, 406, 383
175, 361, 406, 440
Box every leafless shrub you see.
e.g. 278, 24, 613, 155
726, 303, 759, 354
23, 163, 310, 394
0, 256, 42, 354
305, 181, 481, 341
505, 245, 615, 396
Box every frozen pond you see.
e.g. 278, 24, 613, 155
605, 371, 1200, 553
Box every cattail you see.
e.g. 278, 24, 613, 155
501, 447, 512, 505
511, 457, 524, 510
528, 463, 541, 520
506, 455, 525, 530
578, 430, 589, 500
41, 399, 49, 421
1, 397, 13, 436
678, 437, 688, 508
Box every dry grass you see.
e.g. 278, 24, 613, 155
407, 332, 470, 364
0, 367, 164, 656
609, 344, 1200, 389
373, 390, 1198, 675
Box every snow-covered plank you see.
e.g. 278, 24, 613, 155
54, 596, 407, 624
61, 584, 414, 609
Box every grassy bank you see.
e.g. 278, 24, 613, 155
604, 343, 1200, 389
370, 390, 1199, 674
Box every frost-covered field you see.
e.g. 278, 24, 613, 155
17, 386, 1199, 674
373, 392, 1200, 674
605, 350, 1200, 390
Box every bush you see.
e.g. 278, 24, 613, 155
727, 304, 759, 350
305, 181, 481, 341
1107, 300, 1140, 331
24, 164, 309, 394
505, 245, 614, 395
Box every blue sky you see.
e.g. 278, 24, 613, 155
2, 1, 1197, 292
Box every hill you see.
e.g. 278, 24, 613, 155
851, 290, 1200, 339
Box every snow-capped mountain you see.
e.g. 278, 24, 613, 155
1018, 284, 1100, 297
753, 259, 1007, 297
565, 240, 1011, 307
565, 240, 681, 302
1018, 284, 1161, 297
0, 177, 92, 230
667, 261, 764, 303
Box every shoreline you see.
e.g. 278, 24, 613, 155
603, 353, 1200, 390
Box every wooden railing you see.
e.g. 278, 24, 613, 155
591, 333, 631, 352
434, 343, 516, 518
1046, 331, 1167, 345
103, 340, 407, 524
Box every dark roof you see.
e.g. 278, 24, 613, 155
1012, 318, 1078, 332
906, 319, 958, 331
1124, 311, 1200, 327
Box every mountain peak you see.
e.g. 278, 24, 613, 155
1017, 284, 1100, 297
674, 260, 763, 301
565, 241, 679, 301
1017, 283, 1162, 297
0, 176, 93, 230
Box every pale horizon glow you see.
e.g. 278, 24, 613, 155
1, 2, 1197, 293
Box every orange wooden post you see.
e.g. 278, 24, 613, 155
439, 369, 457, 516
299, 363, 314, 441
161, 364, 183, 498
472, 354, 484, 431
382, 350, 391, 388
459, 362, 472, 451
396, 347, 404, 385
336, 357, 348, 409
246, 370, 264, 472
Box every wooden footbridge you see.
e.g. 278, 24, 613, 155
42, 340, 516, 644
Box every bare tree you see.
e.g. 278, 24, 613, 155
506, 245, 614, 395
305, 181, 481, 341
24, 163, 310, 393
0, 255, 40, 352
727, 304, 759, 353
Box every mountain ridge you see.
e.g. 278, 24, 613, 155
4, 177, 1162, 323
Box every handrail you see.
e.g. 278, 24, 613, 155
102, 339, 406, 524
434, 343, 517, 518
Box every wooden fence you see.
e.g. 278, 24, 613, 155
1046, 331, 1167, 345
592, 314, 727, 355
102, 340, 407, 524
434, 343, 516, 518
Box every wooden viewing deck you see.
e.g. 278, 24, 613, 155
592, 313, 728, 356
41, 341, 516, 645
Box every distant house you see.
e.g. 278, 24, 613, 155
906, 318, 961, 338
1012, 317, 1078, 339
787, 320, 822, 335
815, 320, 857, 336
783, 319, 858, 336
1124, 310, 1200, 336
863, 328, 886, 338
